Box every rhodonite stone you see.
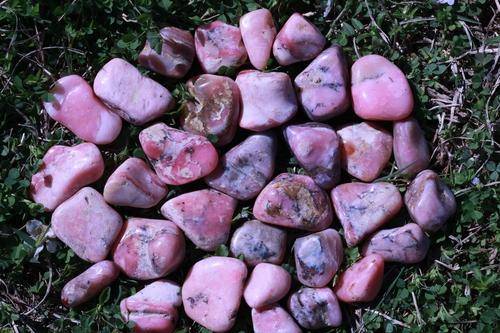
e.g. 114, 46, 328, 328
139, 27, 195, 78
182, 256, 247, 332
405, 170, 456, 232
103, 157, 167, 208
252, 305, 302, 333
273, 13, 326, 66
253, 173, 333, 231
194, 21, 247, 74
161, 189, 237, 251
240, 9, 276, 70
30, 143, 104, 211
180, 74, 240, 146
139, 123, 218, 185
237, 70, 297, 131
293, 229, 343, 287
288, 287, 342, 329
294, 46, 350, 120
113, 218, 185, 280
243, 263, 291, 308
51, 187, 122, 262
351, 54, 413, 121
205, 133, 276, 200
393, 117, 430, 175
93, 58, 174, 125
334, 254, 384, 303
362, 223, 430, 263
43, 75, 122, 144
331, 182, 403, 247
337, 122, 393, 182
284, 123, 341, 189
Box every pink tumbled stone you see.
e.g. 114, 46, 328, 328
243, 263, 291, 308
139, 123, 218, 185
393, 117, 430, 175
252, 305, 302, 333
51, 187, 122, 262
240, 9, 276, 70
30, 143, 104, 211
182, 257, 247, 332
351, 54, 413, 121
288, 287, 342, 329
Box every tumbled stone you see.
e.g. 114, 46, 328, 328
51, 187, 122, 262
294, 46, 350, 120
337, 122, 393, 182
240, 9, 276, 70
180, 74, 240, 146
103, 157, 167, 208
331, 182, 402, 247
113, 218, 185, 280
252, 305, 302, 333
205, 133, 276, 200
244, 263, 291, 308
237, 70, 297, 131
139, 123, 218, 185
61, 260, 119, 308
393, 117, 430, 175
351, 54, 413, 121
182, 256, 247, 332
30, 143, 104, 211
405, 170, 456, 232
288, 287, 342, 329
254, 173, 333, 231
94, 58, 174, 125
161, 189, 237, 251
284, 123, 341, 189
334, 254, 384, 303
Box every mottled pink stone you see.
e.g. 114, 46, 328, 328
337, 122, 393, 182
243, 263, 291, 308
182, 257, 247, 332
331, 182, 403, 247
51, 187, 122, 262
351, 54, 414, 121
30, 143, 104, 211
112, 218, 185, 280
294, 46, 350, 120
161, 189, 237, 251
139, 123, 218, 185
194, 21, 247, 74
288, 287, 342, 329
240, 9, 276, 70
43, 75, 122, 144
93, 58, 174, 125
393, 117, 430, 175
237, 70, 297, 131
252, 305, 302, 333
405, 170, 456, 232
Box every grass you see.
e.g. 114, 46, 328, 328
0, 0, 499, 332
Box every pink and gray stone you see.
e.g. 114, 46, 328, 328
288, 287, 342, 329
113, 218, 185, 280
161, 189, 237, 251
43, 75, 122, 144
253, 173, 333, 231
139, 123, 218, 185
331, 182, 403, 247
252, 305, 302, 333
51, 187, 122, 262
393, 117, 430, 175
337, 122, 393, 182
182, 256, 247, 332
237, 70, 297, 131
205, 133, 276, 200
405, 170, 456, 232
94, 58, 174, 125
240, 9, 276, 70
243, 263, 291, 308
351, 54, 414, 121
273, 13, 326, 66
30, 143, 104, 211
294, 46, 350, 120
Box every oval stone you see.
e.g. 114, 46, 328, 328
393, 117, 430, 175
252, 305, 302, 333
243, 263, 291, 308
288, 287, 342, 329
240, 9, 276, 70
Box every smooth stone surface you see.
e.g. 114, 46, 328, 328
240, 9, 276, 70
237, 70, 297, 131
51, 187, 122, 262
331, 182, 403, 247
243, 263, 291, 308
94, 58, 174, 125
252, 305, 302, 333
139, 123, 218, 185
113, 218, 185, 280
288, 287, 342, 329
405, 170, 456, 232
43, 75, 122, 144
337, 122, 393, 182
30, 143, 104, 211
294, 46, 350, 120
161, 189, 237, 251
393, 117, 430, 175
205, 133, 276, 200
182, 257, 247, 332
351, 54, 413, 121
253, 173, 333, 231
